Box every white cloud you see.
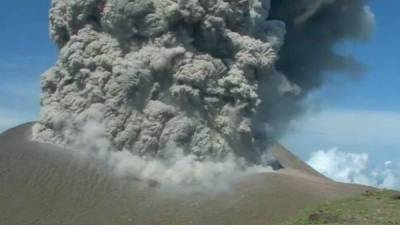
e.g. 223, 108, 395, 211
307, 148, 370, 185
307, 148, 400, 190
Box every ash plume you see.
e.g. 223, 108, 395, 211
263, 0, 375, 132
33, 0, 374, 173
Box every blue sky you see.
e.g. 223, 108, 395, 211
0, 1, 57, 129
0, 1, 399, 187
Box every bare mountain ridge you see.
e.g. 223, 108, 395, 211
0, 123, 370, 225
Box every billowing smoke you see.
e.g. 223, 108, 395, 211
33, 0, 374, 185
263, 0, 375, 132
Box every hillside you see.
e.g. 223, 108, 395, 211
0, 123, 371, 225
280, 189, 400, 225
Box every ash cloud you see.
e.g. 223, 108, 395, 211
262, 0, 375, 134
33, 0, 374, 185
74, 121, 270, 191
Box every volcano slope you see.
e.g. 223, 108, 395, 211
0, 123, 370, 225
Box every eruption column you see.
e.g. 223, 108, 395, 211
34, 0, 374, 166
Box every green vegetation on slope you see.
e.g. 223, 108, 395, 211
279, 190, 400, 225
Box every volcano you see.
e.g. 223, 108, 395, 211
0, 123, 370, 225
1, 0, 376, 224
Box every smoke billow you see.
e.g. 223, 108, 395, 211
33, 0, 374, 186
263, 0, 375, 132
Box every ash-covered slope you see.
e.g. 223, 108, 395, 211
33, 0, 374, 165
0, 124, 371, 225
